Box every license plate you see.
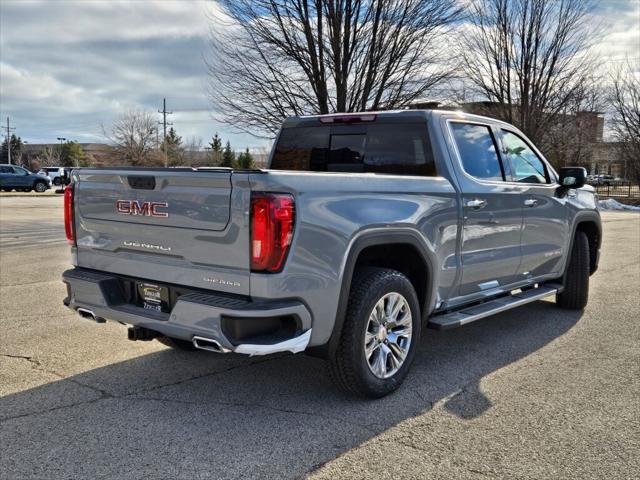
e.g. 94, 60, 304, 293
137, 282, 170, 313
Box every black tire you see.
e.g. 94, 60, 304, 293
329, 267, 421, 398
34, 181, 47, 193
556, 230, 590, 310
53, 177, 62, 186
157, 336, 198, 351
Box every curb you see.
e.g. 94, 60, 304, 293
0, 192, 64, 198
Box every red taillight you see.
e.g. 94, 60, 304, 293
64, 184, 75, 245
251, 193, 295, 272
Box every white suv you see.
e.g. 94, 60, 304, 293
38, 167, 65, 186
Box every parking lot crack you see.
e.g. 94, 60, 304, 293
0, 353, 42, 366
129, 394, 378, 432
0, 395, 111, 424
0, 353, 114, 399
129, 356, 282, 396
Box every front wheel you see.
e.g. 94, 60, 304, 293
53, 177, 62, 186
557, 231, 590, 310
329, 268, 421, 398
34, 181, 47, 193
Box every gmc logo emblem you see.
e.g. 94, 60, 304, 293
116, 200, 169, 218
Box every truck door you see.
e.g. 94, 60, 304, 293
497, 129, 568, 278
447, 121, 525, 298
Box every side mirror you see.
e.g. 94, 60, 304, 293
559, 167, 586, 189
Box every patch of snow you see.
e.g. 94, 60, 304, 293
598, 198, 640, 211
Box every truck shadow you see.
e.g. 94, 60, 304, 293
1, 301, 581, 479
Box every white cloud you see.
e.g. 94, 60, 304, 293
0, 0, 637, 148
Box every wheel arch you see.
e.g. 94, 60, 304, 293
311, 229, 436, 359
565, 211, 602, 277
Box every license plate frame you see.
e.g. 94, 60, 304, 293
136, 282, 170, 313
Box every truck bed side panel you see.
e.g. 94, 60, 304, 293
248, 171, 459, 346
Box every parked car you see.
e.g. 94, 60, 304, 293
596, 174, 616, 185
0, 164, 52, 192
38, 167, 65, 186
62, 110, 601, 398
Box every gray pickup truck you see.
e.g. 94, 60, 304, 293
62, 110, 601, 397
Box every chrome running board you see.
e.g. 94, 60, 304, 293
428, 284, 562, 330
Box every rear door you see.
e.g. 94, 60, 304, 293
447, 121, 525, 298
11, 166, 31, 187
498, 129, 568, 278
74, 168, 252, 295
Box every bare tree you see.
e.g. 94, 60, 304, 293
543, 81, 605, 169
37, 146, 60, 167
610, 61, 640, 182
458, 0, 599, 149
208, 0, 461, 136
103, 110, 159, 166
183, 136, 205, 166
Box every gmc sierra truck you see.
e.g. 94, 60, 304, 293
62, 110, 601, 398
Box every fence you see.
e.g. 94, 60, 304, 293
593, 182, 640, 199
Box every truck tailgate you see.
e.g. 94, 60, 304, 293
74, 168, 251, 295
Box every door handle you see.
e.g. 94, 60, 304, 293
524, 199, 538, 207
465, 199, 487, 210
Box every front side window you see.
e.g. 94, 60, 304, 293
501, 130, 549, 184
450, 122, 504, 181
12, 166, 28, 175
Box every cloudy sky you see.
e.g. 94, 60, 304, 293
1, 0, 638, 148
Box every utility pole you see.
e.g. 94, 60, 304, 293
2, 117, 16, 164
158, 98, 173, 168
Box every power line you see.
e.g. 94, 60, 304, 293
1, 117, 16, 165
158, 98, 173, 168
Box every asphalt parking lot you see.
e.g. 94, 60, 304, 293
1, 196, 639, 479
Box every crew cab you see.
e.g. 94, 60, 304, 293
62, 110, 601, 397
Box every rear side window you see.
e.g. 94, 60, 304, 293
450, 123, 504, 182
271, 123, 436, 176
0, 166, 12, 173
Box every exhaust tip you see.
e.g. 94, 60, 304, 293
77, 308, 106, 323
192, 336, 229, 353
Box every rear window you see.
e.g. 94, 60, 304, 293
449, 122, 504, 182
271, 123, 436, 176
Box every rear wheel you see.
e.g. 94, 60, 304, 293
53, 177, 62, 186
34, 181, 47, 193
329, 268, 421, 398
157, 336, 197, 351
556, 231, 590, 310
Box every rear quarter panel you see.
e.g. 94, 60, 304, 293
248, 171, 458, 346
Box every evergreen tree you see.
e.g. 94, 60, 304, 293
207, 133, 223, 165
220, 141, 236, 168
162, 127, 184, 166
164, 127, 182, 148
1, 134, 23, 164
60, 141, 85, 167
237, 148, 255, 169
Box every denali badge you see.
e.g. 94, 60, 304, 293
116, 200, 168, 218
203, 277, 241, 288
123, 241, 171, 252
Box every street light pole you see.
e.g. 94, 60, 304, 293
57, 137, 66, 164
